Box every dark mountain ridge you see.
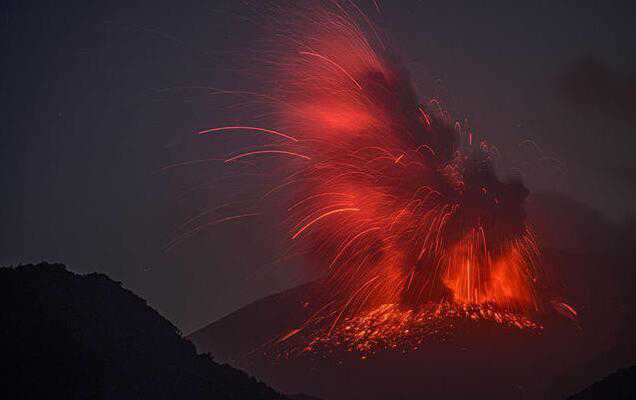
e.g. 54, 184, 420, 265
568, 365, 636, 399
0, 263, 288, 399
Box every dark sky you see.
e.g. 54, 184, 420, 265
2, 0, 635, 333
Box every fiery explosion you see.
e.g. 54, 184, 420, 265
185, 1, 573, 357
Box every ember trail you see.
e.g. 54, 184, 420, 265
193, 1, 569, 355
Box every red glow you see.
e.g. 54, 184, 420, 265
196, 1, 575, 357
442, 229, 538, 309
291, 103, 376, 133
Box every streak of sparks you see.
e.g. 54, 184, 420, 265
224, 150, 311, 163
199, 126, 298, 142
185, 0, 577, 359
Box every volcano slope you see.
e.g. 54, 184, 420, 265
188, 195, 636, 400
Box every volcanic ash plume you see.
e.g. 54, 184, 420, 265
195, 1, 571, 356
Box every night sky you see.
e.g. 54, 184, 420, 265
2, 0, 635, 333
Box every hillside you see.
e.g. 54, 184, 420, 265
0, 263, 287, 399
188, 194, 636, 399
189, 277, 581, 399
568, 365, 636, 399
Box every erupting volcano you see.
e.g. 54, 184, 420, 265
190, 1, 574, 358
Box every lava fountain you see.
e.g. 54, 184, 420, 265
188, 1, 572, 356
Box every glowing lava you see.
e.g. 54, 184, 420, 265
272, 302, 542, 360
188, 1, 575, 357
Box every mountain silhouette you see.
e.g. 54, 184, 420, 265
0, 263, 291, 399
526, 192, 619, 253
189, 193, 636, 400
568, 365, 636, 399
189, 269, 634, 399
189, 279, 581, 399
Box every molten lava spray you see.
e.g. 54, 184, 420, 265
192, 1, 568, 356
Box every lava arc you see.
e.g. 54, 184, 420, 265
195, 1, 564, 355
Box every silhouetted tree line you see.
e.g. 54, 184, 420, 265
0, 263, 287, 399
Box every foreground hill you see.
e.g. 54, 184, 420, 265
0, 263, 287, 399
